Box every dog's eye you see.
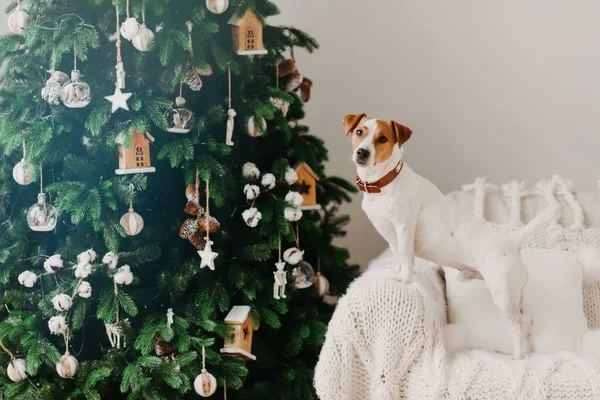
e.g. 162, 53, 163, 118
378, 136, 388, 143
355, 129, 363, 136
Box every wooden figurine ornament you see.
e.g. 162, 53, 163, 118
220, 306, 257, 360
228, 10, 268, 56
115, 131, 156, 175
273, 239, 287, 300
294, 162, 321, 210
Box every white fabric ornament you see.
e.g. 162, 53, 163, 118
242, 208, 262, 228
270, 97, 290, 117
283, 247, 304, 265
225, 108, 236, 146
132, 24, 154, 51
206, 0, 229, 14
284, 207, 303, 222
286, 70, 304, 93
8, 9, 29, 35
261, 173, 276, 189
105, 87, 132, 113
77, 249, 97, 265
105, 323, 125, 348
12, 159, 33, 185
77, 281, 92, 299
242, 162, 260, 179
41, 70, 69, 105
167, 308, 174, 330
194, 370, 217, 397
120, 208, 144, 236
44, 254, 64, 273
18, 270, 37, 288
285, 191, 304, 206
198, 240, 218, 270
102, 252, 119, 270
273, 261, 287, 300
314, 273, 330, 297
284, 167, 298, 185
74, 263, 92, 279
52, 294, 73, 312
120, 17, 140, 40
244, 184, 260, 200
56, 353, 78, 379
7, 359, 27, 382
114, 265, 133, 285
48, 316, 68, 335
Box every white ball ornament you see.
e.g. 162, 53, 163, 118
314, 273, 330, 297
285, 191, 304, 206
261, 173, 276, 190
7, 359, 27, 382
247, 116, 267, 137
48, 316, 68, 335
242, 162, 260, 180
56, 353, 79, 379
12, 159, 33, 185
77, 281, 92, 299
132, 24, 154, 52
120, 207, 144, 236
194, 370, 217, 397
8, 9, 29, 35
283, 247, 304, 265
60, 70, 91, 108
206, 0, 229, 14
52, 294, 73, 312
114, 265, 134, 285
120, 17, 140, 40
18, 270, 37, 288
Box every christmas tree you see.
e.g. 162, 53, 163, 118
0, 0, 358, 398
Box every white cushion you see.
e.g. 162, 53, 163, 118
444, 248, 587, 354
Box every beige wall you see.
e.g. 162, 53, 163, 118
271, 0, 600, 268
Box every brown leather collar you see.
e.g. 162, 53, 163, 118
357, 161, 403, 193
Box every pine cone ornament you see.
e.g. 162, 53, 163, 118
189, 232, 207, 250
184, 200, 204, 216
300, 80, 312, 102
179, 218, 198, 239
185, 68, 203, 91
185, 184, 198, 201
41, 70, 69, 105
197, 215, 220, 233
155, 338, 177, 357
286, 70, 304, 93
278, 59, 296, 77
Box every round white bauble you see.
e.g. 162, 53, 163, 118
283, 247, 304, 265
206, 0, 229, 14
132, 24, 154, 52
18, 270, 37, 288
120, 17, 140, 40
314, 273, 330, 297
194, 370, 217, 397
120, 208, 144, 236
247, 116, 266, 137
7, 359, 27, 382
77, 281, 92, 298
12, 159, 33, 185
114, 265, 134, 285
289, 260, 316, 289
8, 9, 29, 34
60, 70, 91, 108
48, 316, 68, 335
52, 293, 73, 311
56, 353, 78, 379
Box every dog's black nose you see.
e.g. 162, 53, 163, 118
356, 148, 370, 160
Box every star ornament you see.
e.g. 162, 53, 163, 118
105, 86, 132, 113
198, 238, 218, 270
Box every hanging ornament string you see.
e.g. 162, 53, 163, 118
141, 7, 146, 25
276, 61, 279, 88
227, 64, 232, 110
295, 222, 300, 248
186, 21, 194, 59
179, 79, 184, 98
126, 0, 130, 19
129, 184, 134, 210
22, 140, 26, 159
16, 0, 20, 11
205, 179, 211, 239
115, 6, 121, 64
39, 165, 43, 194
278, 236, 282, 263
201, 345, 207, 373
73, 46, 77, 71
223, 379, 227, 400
0, 340, 15, 361
290, 46, 295, 62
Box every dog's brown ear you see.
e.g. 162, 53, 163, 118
343, 113, 366, 135
390, 121, 413, 147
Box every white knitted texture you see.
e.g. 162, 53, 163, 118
315, 179, 600, 399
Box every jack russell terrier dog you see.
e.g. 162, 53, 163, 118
344, 113, 560, 359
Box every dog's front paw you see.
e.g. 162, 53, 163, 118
394, 267, 412, 283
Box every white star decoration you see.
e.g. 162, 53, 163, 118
105, 86, 132, 113
198, 238, 218, 270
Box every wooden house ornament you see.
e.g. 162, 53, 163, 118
115, 131, 156, 175
220, 306, 257, 361
228, 10, 268, 56
295, 162, 321, 210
